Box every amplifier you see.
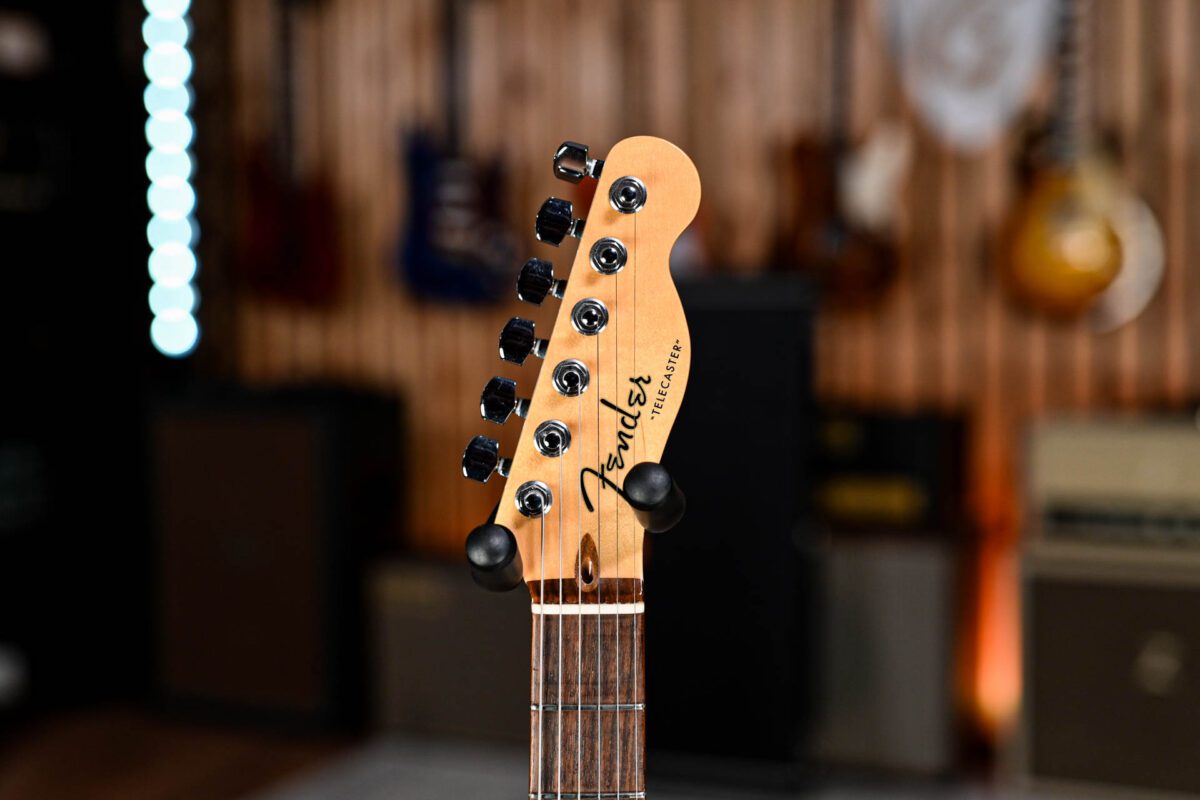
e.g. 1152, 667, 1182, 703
371, 560, 528, 741
1015, 542, 1200, 797
814, 538, 957, 775
151, 388, 399, 729
1029, 419, 1200, 548
645, 276, 817, 784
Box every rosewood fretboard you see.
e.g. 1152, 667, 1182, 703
529, 580, 645, 800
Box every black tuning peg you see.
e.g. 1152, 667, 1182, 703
480, 376, 529, 424
535, 197, 585, 246
462, 435, 511, 483
623, 462, 686, 533
498, 317, 548, 365
517, 257, 566, 305
466, 522, 523, 591
553, 141, 604, 184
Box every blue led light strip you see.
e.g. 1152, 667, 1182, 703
143, 0, 198, 357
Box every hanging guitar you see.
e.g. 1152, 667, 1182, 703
776, 0, 900, 307
399, 0, 515, 303
240, 0, 340, 305
460, 137, 699, 799
1004, 0, 1124, 316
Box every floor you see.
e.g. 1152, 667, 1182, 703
0, 708, 344, 800
251, 738, 1097, 800
0, 709, 1102, 800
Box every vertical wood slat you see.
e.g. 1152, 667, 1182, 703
222, 0, 1200, 554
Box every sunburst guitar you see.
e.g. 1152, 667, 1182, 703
459, 136, 700, 800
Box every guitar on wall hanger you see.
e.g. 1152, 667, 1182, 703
1004, 0, 1124, 316
460, 137, 700, 799
399, 0, 516, 303
776, 0, 900, 307
240, 0, 340, 306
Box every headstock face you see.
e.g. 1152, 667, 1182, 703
484, 136, 700, 592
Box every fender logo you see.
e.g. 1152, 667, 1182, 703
580, 374, 650, 512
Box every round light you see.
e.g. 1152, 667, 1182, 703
144, 0, 192, 19
145, 111, 193, 151
148, 242, 198, 285
150, 311, 199, 357
144, 83, 191, 115
147, 177, 195, 218
149, 283, 197, 315
147, 215, 194, 248
143, 43, 192, 86
142, 15, 188, 47
146, 149, 192, 182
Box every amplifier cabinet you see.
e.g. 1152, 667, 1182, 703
1016, 542, 1200, 798
371, 560, 528, 741
152, 388, 399, 729
814, 538, 957, 775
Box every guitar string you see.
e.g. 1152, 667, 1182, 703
631, 210, 640, 796
594, 332, 602, 799
537, 510, 546, 800
614, 266, 622, 797
576, 391, 583, 797
557, 450, 564, 799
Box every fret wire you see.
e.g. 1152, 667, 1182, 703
530, 793, 645, 800
532, 703, 645, 712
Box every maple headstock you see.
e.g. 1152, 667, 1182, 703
462, 136, 700, 595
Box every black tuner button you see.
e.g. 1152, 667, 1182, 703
498, 317, 548, 365
462, 435, 512, 483
535, 197, 585, 247
466, 523, 523, 591
480, 376, 529, 424
623, 462, 686, 533
517, 257, 566, 305
553, 141, 604, 184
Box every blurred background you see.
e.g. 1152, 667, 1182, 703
2, 0, 1199, 797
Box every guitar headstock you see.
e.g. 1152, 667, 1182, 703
462, 136, 700, 597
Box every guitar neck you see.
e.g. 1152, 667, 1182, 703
529, 580, 646, 800
1048, 0, 1088, 165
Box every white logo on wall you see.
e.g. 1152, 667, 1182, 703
883, 0, 1056, 152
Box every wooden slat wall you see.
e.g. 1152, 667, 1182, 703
221, 0, 1199, 555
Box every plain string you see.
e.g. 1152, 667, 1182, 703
557, 451, 564, 799
594, 333, 602, 799
614, 266, 623, 797
631, 211, 640, 796
537, 511, 546, 800
576, 392, 584, 797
